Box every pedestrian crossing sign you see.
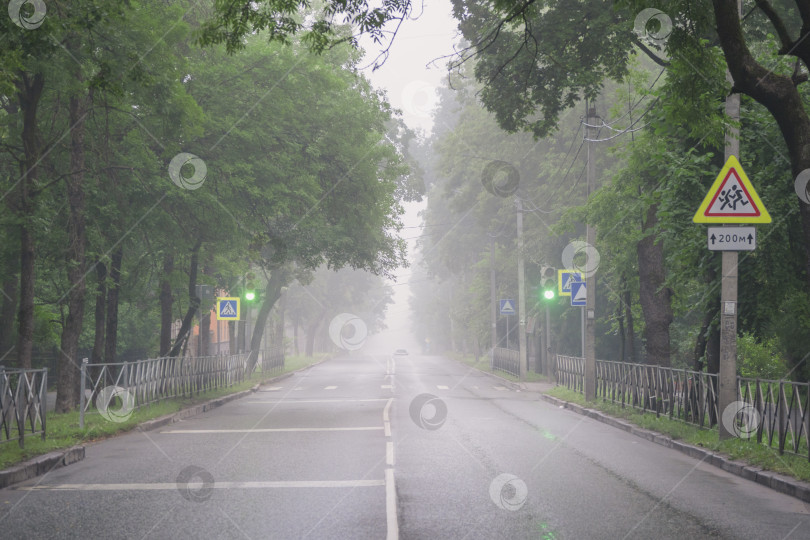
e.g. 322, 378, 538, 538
558, 269, 582, 297
693, 155, 771, 224
216, 297, 240, 321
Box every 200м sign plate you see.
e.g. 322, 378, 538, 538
707, 226, 756, 251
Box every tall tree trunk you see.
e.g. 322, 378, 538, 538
200, 310, 211, 357
91, 262, 106, 365
622, 283, 636, 363
159, 253, 174, 356
637, 204, 673, 366
103, 249, 122, 363
0, 251, 19, 364
56, 93, 90, 412
693, 264, 719, 372
168, 241, 202, 358
305, 313, 324, 357
293, 317, 299, 356
246, 267, 291, 372
276, 291, 286, 353
15, 72, 44, 370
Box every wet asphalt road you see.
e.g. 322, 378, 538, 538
1, 352, 809, 539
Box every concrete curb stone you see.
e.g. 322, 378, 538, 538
539, 393, 810, 505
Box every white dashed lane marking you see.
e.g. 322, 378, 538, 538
17, 480, 386, 491
161, 427, 383, 434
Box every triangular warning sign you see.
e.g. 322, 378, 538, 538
220, 301, 236, 316
693, 156, 771, 224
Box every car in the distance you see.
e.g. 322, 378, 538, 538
393, 349, 409, 356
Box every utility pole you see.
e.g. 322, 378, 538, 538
718, 0, 742, 440
516, 197, 527, 379
490, 236, 497, 369
584, 104, 598, 401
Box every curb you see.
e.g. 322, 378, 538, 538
0, 362, 322, 490
540, 393, 810, 505
0, 446, 85, 490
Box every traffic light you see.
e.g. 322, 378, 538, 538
243, 276, 259, 303
540, 266, 556, 300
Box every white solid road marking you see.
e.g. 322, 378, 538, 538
264, 387, 282, 391
381, 384, 393, 389
252, 399, 388, 404
383, 398, 392, 437
493, 386, 508, 391
18, 480, 386, 491
436, 385, 449, 390
162, 427, 383, 434
383, 398, 392, 423
324, 386, 337, 390
383, 396, 397, 539
385, 468, 398, 540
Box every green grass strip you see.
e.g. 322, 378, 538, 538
547, 386, 810, 483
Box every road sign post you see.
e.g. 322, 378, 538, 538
693, 59, 771, 437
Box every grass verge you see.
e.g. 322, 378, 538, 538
0, 354, 326, 470
547, 386, 810, 483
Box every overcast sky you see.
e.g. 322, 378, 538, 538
357, 0, 459, 338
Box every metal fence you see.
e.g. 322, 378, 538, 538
79, 351, 259, 427
0, 367, 48, 448
492, 347, 520, 378
555, 356, 810, 461
256, 347, 285, 374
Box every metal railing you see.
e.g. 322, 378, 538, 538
79, 352, 252, 427
257, 347, 285, 374
555, 355, 809, 461
492, 347, 520, 378
0, 367, 48, 447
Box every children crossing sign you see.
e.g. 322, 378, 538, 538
216, 297, 240, 321
693, 155, 771, 224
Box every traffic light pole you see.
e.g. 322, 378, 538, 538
584, 106, 597, 401
516, 198, 527, 379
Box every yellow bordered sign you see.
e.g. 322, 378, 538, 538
557, 269, 582, 297
216, 297, 240, 321
693, 155, 771, 224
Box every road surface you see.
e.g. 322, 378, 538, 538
1, 352, 808, 539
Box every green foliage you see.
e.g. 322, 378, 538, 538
736, 332, 786, 380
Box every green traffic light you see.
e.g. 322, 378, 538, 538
543, 289, 555, 300
245, 291, 256, 301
